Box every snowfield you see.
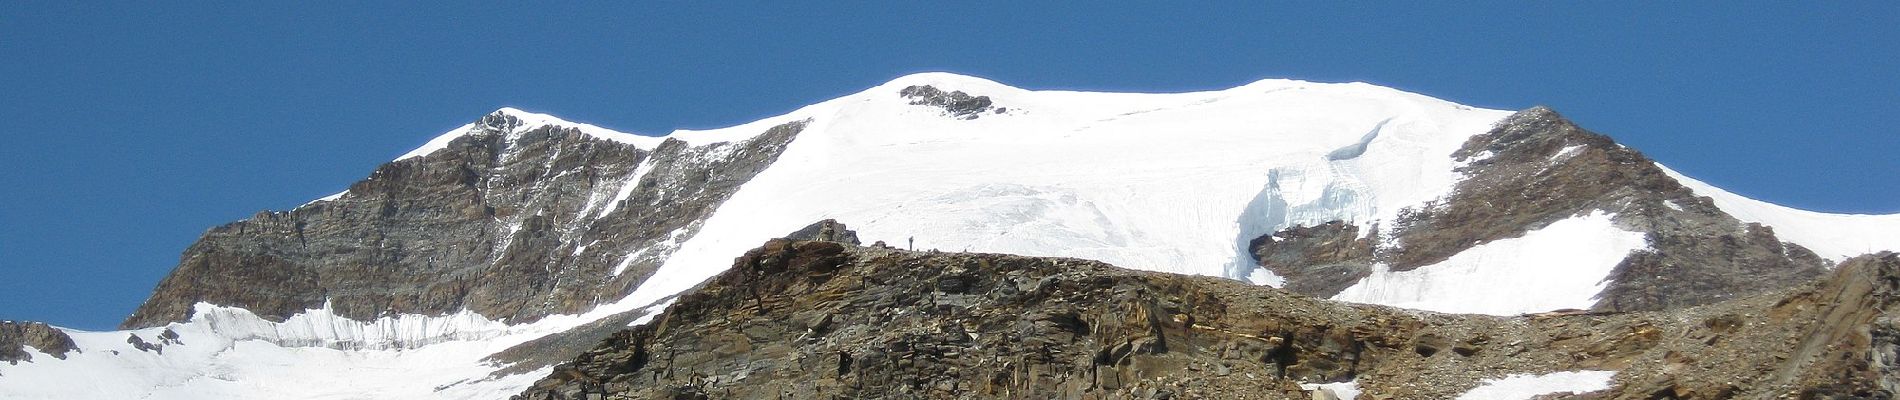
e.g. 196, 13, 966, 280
624, 72, 1516, 311
0, 300, 672, 400
1332, 211, 1649, 315
4, 73, 1892, 399
1455, 370, 1619, 400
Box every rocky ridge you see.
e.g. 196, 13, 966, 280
1255, 107, 1829, 312
0, 322, 75, 365
899, 85, 1002, 119
481, 220, 866, 374
122, 110, 807, 329
516, 222, 1900, 399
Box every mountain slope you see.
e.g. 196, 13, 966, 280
1290, 106, 1831, 313
3, 73, 1896, 399
1660, 165, 1900, 263
516, 234, 1900, 399
124, 110, 805, 329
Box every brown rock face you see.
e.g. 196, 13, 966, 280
1608, 253, 1900, 399
1249, 220, 1374, 298
782, 219, 861, 245
1257, 106, 1829, 312
0, 321, 76, 364
511, 229, 1900, 400
480, 219, 870, 375
121, 111, 808, 329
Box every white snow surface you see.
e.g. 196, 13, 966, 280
0, 298, 672, 400
1660, 164, 1900, 262
297, 190, 349, 208
1331, 211, 1649, 315
622, 72, 1517, 310
593, 157, 657, 219
1454, 370, 1618, 400
1301, 380, 1362, 399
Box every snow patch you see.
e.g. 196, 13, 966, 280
296, 190, 349, 208
1302, 380, 1362, 399
1455, 370, 1618, 400
595, 157, 658, 218
1453, 149, 1496, 172
1247, 267, 1285, 287
395, 122, 480, 161
1550, 144, 1586, 160
1332, 211, 1648, 315
629, 299, 676, 327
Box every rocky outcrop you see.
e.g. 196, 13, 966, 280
122, 111, 808, 329
1248, 221, 1373, 298
123, 329, 180, 354
900, 85, 1000, 119
482, 220, 865, 374
783, 219, 860, 245
514, 233, 1899, 399
1608, 253, 1900, 398
1258, 107, 1829, 312
0, 321, 76, 364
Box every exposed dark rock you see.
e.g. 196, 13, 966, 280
122, 112, 810, 329
127, 333, 162, 354
782, 219, 860, 245
900, 85, 996, 119
1387, 106, 1668, 270
1255, 106, 1829, 311
1607, 253, 1900, 398
1248, 220, 1374, 298
0, 321, 77, 364
484, 301, 665, 378
1597, 222, 1830, 311
513, 234, 1900, 399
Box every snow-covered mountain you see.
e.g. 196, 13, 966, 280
3, 73, 1896, 399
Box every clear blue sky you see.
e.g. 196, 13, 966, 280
3, 3, 1896, 330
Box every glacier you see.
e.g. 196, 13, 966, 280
625, 72, 1516, 311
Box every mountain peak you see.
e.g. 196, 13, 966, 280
13, 74, 1900, 399
876, 71, 1016, 93
393, 107, 661, 161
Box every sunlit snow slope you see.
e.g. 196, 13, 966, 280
1333, 211, 1648, 315
1660, 165, 1900, 262
624, 72, 1516, 309
0, 301, 668, 400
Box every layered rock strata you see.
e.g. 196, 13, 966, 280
517, 229, 1899, 399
